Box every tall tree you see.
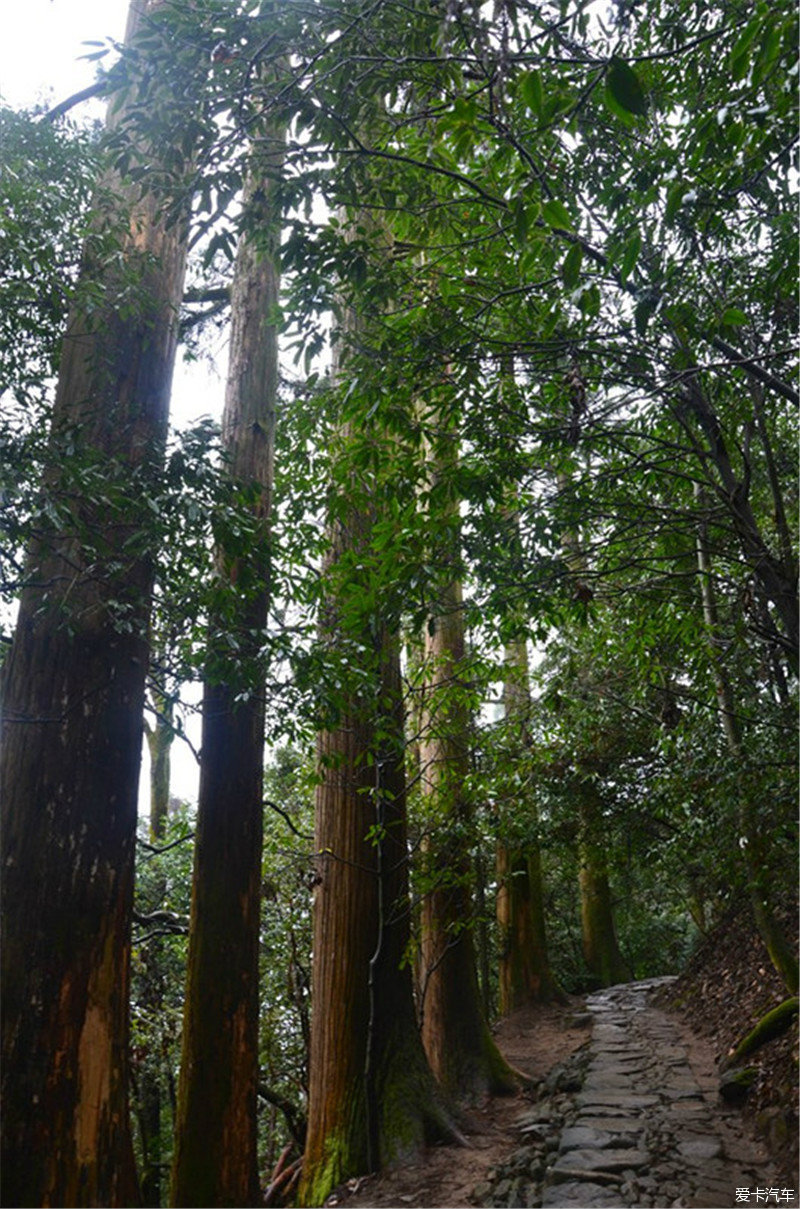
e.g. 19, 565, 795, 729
171, 124, 284, 1208
301, 298, 457, 1206
418, 423, 515, 1098
0, 3, 199, 1203
496, 639, 563, 1012
576, 777, 628, 989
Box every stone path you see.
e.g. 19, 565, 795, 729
539, 978, 797, 1209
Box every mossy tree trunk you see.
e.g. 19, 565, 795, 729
170, 134, 283, 1208
0, 4, 195, 1203
496, 639, 563, 1013
577, 782, 628, 988
419, 579, 516, 1099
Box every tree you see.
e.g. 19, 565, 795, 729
301, 306, 456, 1206
576, 777, 629, 989
171, 123, 284, 1207
0, 3, 201, 1202
496, 639, 563, 1012
417, 421, 515, 1098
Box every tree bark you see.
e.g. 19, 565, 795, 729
302, 632, 455, 1206
145, 680, 173, 842
577, 783, 628, 988
0, 4, 195, 1203
419, 580, 515, 1099
170, 132, 283, 1208
496, 639, 563, 1013
301, 298, 456, 1201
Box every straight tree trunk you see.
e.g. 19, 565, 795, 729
419, 579, 515, 1099
496, 640, 563, 1013
170, 133, 283, 1208
301, 298, 456, 1201
145, 679, 173, 841
301, 627, 455, 1206
577, 783, 627, 988
0, 5, 195, 1203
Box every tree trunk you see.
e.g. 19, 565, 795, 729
301, 628, 455, 1206
496, 639, 563, 1013
419, 580, 516, 1099
301, 291, 456, 1200
0, 4, 194, 1203
145, 680, 173, 841
577, 784, 627, 988
170, 134, 283, 1208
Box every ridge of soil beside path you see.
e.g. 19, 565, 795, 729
657, 898, 799, 1181
333, 999, 591, 1209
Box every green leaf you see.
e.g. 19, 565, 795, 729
562, 243, 582, 289
721, 307, 747, 327
606, 57, 648, 117
728, 18, 762, 81
512, 196, 529, 242
603, 88, 635, 127
664, 183, 686, 226
520, 70, 544, 117
619, 231, 641, 283
541, 198, 574, 230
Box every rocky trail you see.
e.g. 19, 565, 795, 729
339, 979, 798, 1209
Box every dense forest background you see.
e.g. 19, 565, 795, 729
0, 0, 797, 1205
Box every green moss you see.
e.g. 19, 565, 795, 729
725, 997, 799, 1068
299, 1129, 353, 1207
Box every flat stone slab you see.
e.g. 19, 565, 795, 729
559, 1125, 620, 1151
577, 1092, 658, 1108
677, 1136, 723, 1161
552, 1146, 648, 1174
574, 1116, 646, 1134
542, 1180, 625, 1206
516, 1121, 550, 1137
582, 1076, 644, 1093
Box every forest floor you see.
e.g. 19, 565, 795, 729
333, 908, 798, 1209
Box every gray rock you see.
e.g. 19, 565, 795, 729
558, 1125, 619, 1151
541, 1180, 625, 1206
574, 1116, 644, 1134
551, 1146, 647, 1175
577, 1092, 658, 1108
676, 1136, 723, 1161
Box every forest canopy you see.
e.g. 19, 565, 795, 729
0, 0, 797, 1205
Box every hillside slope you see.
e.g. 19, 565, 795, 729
659, 899, 799, 1180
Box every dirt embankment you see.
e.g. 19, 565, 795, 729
658, 899, 799, 1179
